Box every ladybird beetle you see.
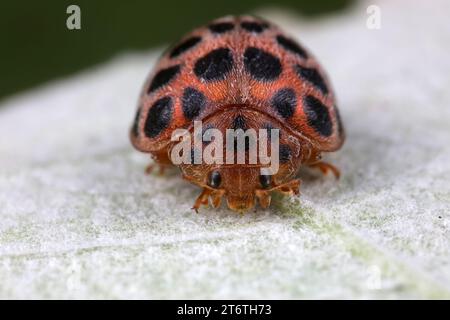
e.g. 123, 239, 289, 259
130, 15, 345, 213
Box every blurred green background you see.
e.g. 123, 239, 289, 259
0, 0, 353, 100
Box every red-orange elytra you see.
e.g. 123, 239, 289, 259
130, 15, 345, 213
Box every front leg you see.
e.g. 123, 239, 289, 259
183, 174, 225, 212
192, 188, 225, 212
308, 161, 340, 179
145, 163, 172, 175
192, 188, 211, 212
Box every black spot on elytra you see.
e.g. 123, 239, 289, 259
169, 36, 202, 58
182, 87, 206, 120
131, 108, 141, 137
148, 65, 180, 94
232, 115, 247, 131
194, 48, 234, 81
235, 135, 251, 152
276, 35, 308, 59
209, 22, 234, 33
244, 47, 282, 81
303, 95, 332, 137
262, 123, 281, 141
241, 21, 268, 33
295, 65, 328, 95
144, 96, 173, 138
231, 116, 252, 152
279, 144, 292, 163
271, 88, 297, 119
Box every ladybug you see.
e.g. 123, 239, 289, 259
130, 15, 345, 213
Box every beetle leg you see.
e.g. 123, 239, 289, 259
272, 179, 301, 196
192, 188, 212, 212
210, 190, 225, 208
183, 175, 224, 210
255, 190, 272, 208
145, 163, 154, 174
146, 151, 174, 175
308, 161, 340, 179
145, 163, 171, 175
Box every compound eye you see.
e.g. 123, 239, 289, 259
208, 170, 222, 189
259, 174, 272, 189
